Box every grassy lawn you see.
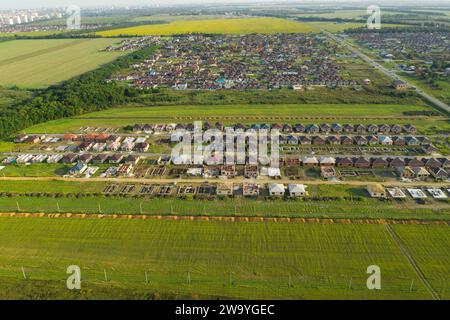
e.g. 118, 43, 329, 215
97, 18, 318, 36
0, 39, 125, 88
21, 103, 447, 134
0, 217, 445, 299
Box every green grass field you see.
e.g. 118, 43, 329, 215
0, 217, 447, 299
0, 39, 125, 88
97, 18, 318, 36
22, 103, 448, 134
0, 193, 448, 221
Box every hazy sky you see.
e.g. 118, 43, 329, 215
0, 0, 445, 10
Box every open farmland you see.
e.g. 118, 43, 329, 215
0, 39, 125, 88
0, 217, 447, 299
97, 18, 318, 36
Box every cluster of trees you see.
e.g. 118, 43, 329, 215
0, 46, 156, 138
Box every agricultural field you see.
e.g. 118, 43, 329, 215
0, 191, 448, 221
97, 18, 318, 36
0, 38, 125, 88
21, 103, 448, 134
0, 217, 447, 299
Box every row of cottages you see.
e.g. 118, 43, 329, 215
268, 184, 308, 197
129, 123, 417, 134
293, 156, 450, 170
78, 140, 149, 153
279, 135, 428, 146
215, 183, 308, 197
396, 166, 449, 180
61, 153, 141, 165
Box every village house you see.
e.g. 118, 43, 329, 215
336, 157, 353, 167
343, 124, 354, 133
331, 123, 342, 133
244, 164, 258, 178
429, 167, 448, 181
379, 124, 391, 134
379, 136, 393, 145
124, 154, 140, 165
392, 136, 405, 146
422, 158, 442, 169
367, 184, 387, 198
299, 136, 312, 145
388, 158, 406, 168
305, 124, 319, 134
355, 124, 367, 134
288, 184, 307, 197
406, 158, 424, 168
302, 156, 319, 167
69, 163, 88, 176
405, 136, 420, 146
78, 153, 93, 164
354, 157, 371, 168
135, 142, 150, 152
108, 154, 124, 164
221, 165, 237, 177
371, 158, 389, 169
312, 136, 326, 145
319, 157, 336, 166
216, 183, 234, 196
354, 135, 368, 145
396, 166, 415, 179
294, 124, 305, 133
340, 136, 353, 145
268, 183, 285, 197
367, 124, 379, 134
327, 136, 340, 145
78, 142, 93, 152
117, 164, 134, 176
411, 167, 430, 180
391, 125, 402, 134
92, 154, 109, 164
61, 153, 78, 164
243, 183, 260, 197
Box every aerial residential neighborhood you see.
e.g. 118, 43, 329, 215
0, 0, 448, 306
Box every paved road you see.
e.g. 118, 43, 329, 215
323, 31, 450, 114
